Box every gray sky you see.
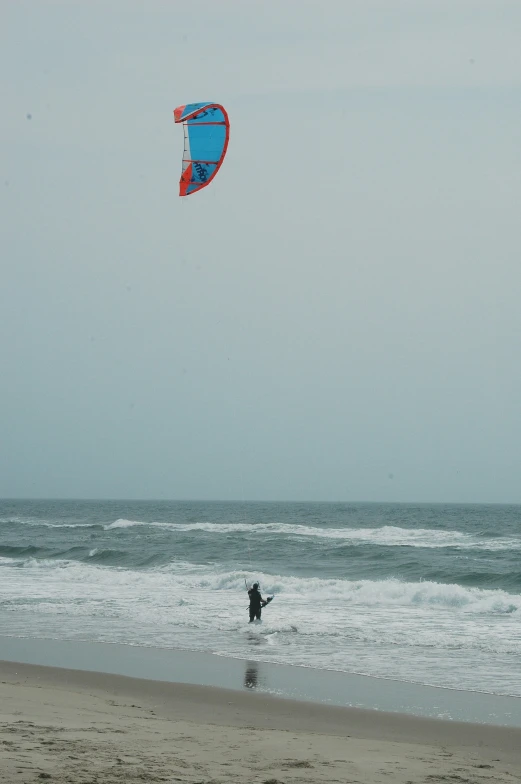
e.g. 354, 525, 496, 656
1, 0, 520, 502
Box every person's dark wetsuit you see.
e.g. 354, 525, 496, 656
248, 583, 265, 622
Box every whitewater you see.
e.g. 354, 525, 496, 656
1, 499, 520, 697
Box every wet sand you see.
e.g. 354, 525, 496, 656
2, 634, 521, 727
1, 659, 520, 784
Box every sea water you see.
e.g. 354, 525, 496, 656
1, 500, 520, 696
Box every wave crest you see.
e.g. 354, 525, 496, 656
99, 520, 521, 552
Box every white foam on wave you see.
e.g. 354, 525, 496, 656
200, 570, 521, 615
5, 514, 518, 552
0, 516, 96, 529
2, 554, 519, 615
105, 519, 143, 529
103, 518, 521, 551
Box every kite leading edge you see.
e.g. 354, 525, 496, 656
173, 102, 230, 197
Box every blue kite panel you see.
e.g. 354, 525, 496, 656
173, 101, 230, 196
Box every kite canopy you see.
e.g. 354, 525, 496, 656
173, 102, 230, 196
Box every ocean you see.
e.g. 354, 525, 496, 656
1, 499, 520, 698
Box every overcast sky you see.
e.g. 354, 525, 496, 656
1, 0, 520, 502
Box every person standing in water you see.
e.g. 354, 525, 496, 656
248, 583, 266, 623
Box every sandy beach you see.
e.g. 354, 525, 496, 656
1, 660, 520, 784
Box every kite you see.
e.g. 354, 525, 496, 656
173, 102, 230, 196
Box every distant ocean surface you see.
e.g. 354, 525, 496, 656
1, 500, 520, 697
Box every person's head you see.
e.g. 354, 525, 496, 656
253, 583, 259, 590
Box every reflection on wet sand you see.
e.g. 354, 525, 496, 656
244, 661, 259, 689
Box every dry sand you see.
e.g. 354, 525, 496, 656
1, 659, 520, 784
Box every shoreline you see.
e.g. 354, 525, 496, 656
1, 658, 521, 783
5, 631, 516, 697
1, 633, 521, 728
